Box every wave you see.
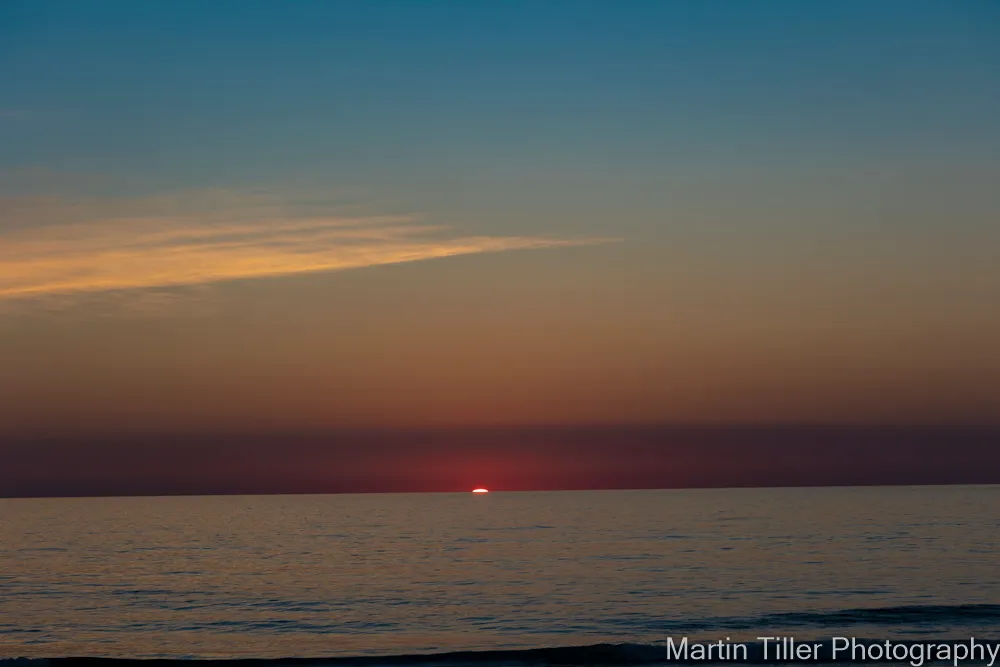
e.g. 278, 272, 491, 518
763, 604, 1000, 628
660, 604, 1000, 632
3, 606, 999, 665
5, 638, 1000, 667
596, 604, 1000, 634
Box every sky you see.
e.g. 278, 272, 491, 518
1, 1, 999, 495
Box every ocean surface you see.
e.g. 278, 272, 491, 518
1, 486, 998, 662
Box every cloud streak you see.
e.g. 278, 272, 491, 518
0, 187, 615, 300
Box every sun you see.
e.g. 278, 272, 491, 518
472, 488, 489, 493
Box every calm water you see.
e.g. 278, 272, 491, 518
1, 486, 998, 659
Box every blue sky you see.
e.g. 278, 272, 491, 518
4, 1, 998, 184
1, 1, 999, 438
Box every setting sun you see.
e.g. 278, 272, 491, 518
472, 488, 489, 493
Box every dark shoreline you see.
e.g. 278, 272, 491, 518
7, 640, 1000, 666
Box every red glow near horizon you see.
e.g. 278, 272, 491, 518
472, 488, 489, 493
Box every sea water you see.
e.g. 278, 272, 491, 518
1, 486, 998, 661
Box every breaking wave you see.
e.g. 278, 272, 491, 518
3, 606, 999, 664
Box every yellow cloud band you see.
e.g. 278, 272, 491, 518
0, 188, 616, 300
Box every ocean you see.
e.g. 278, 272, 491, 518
1, 486, 998, 663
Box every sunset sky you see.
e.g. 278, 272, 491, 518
2, 1, 998, 495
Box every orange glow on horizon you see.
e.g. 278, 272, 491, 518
472, 488, 489, 493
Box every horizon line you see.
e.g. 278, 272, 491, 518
3, 481, 999, 502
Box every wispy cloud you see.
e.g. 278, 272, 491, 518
0, 186, 616, 301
